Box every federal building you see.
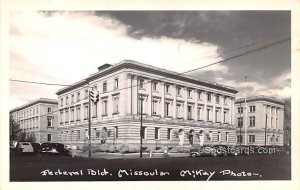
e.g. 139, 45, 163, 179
56, 60, 238, 148
9, 98, 59, 142
235, 96, 284, 146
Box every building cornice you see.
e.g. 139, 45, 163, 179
10, 98, 58, 113
235, 95, 285, 106
56, 60, 238, 95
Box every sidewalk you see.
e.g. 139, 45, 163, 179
72, 150, 189, 159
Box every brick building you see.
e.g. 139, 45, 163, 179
10, 98, 59, 142
235, 96, 284, 146
56, 60, 238, 148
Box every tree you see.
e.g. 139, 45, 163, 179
283, 97, 291, 146
9, 115, 22, 141
9, 115, 34, 142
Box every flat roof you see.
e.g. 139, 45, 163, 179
10, 98, 58, 113
57, 59, 238, 95
235, 95, 284, 105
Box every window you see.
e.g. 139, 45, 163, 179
152, 100, 158, 115
167, 128, 171, 140
207, 108, 211, 121
85, 89, 88, 99
76, 106, 81, 121
65, 109, 69, 123
276, 118, 278, 128
153, 82, 158, 91
61, 98, 63, 107
276, 136, 279, 143
187, 105, 192, 120
47, 134, 52, 142
165, 84, 170, 94
71, 94, 74, 104
271, 118, 273, 128
237, 135, 243, 143
266, 114, 268, 126
197, 107, 203, 120
47, 107, 52, 113
103, 82, 107, 92
60, 111, 64, 123
102, 99, 108, 115
47, 117, 53, 127
250, 106, 255, 112
216, 95, 220, 104
209, 131, 213, 141
77, 92, 80, 102
225, 132, 229, 142
139, 79, 144, 89
66, 96, 69, 105
138, 97, 145, 114
114, 78, 119, 89
84, 104, 88, 119
250, 116, 255, 127
176, 103, 182, 118
207, 93, 212, 102
197, 91, 202, 100
224, 96, 228, 105
155, 127, 160, 140
70, 108, 74, 121
215, 110, 220, 122
224, 110, 228, 123
249, 135, 255, 143
165, 102, 171, 117
92, 102, 97, 117
238, 117, 243, 127
188, 89, 192, 98
237, 107, 243, 114
142, 127, 146, 139
177, 87, 181, 96
113, 96, 119, 114
217, 132, 221, 142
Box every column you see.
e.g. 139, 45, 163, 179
183, 87, 187, 120
172, 84, 177, 118
147, 79, 152, 115
194, 90, 198, 120
161, 82, 165, 117
203, 91, 207, 122
212, 93, 216, 123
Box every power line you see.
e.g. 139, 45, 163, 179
182, 38, 290, 74
10, 79, 70, 87
32, 37, 291, 119
13, 37, 290, 120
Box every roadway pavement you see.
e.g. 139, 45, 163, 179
10, 151, 291, 181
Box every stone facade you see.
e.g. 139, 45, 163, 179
56, 60, 238, 148
235, 96, 284, 146
10, 98, 59, 142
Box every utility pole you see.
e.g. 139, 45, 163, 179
244, 76, 248, 146
239, 102, 242, 146
140, 94, 143, 158
265, 114, 267, 147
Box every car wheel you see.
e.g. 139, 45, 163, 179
191, 153, 197, 157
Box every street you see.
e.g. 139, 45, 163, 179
10, 152, 291, 181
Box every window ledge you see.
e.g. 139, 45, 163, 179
112, 112, 119, 115
102, 114, 108, 117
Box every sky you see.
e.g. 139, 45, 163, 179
9, 11, 291, 109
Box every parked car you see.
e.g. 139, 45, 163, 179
31, 142, 41, 153
17, 142, 34, 153
190, 145, 218, 157
40, 143, 70, 155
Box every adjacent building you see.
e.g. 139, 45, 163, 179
235, 96, 284, 146
10, 98, 59, 142
56, 60, 238, 148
